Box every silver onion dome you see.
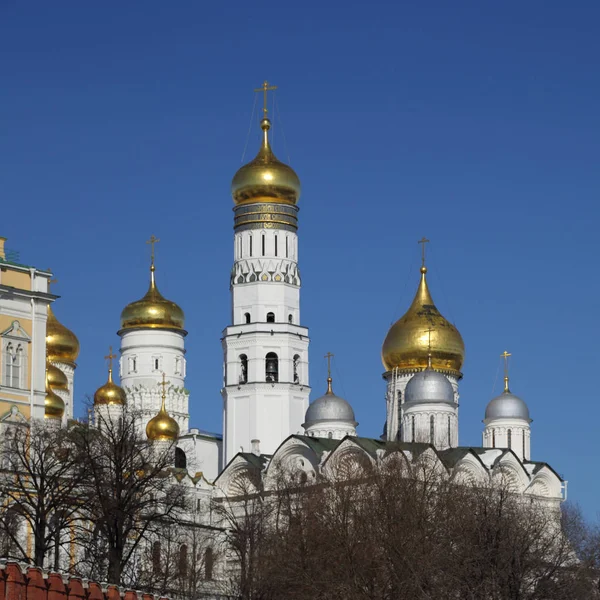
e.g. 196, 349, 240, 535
303, 378, 356, 428
405, 368, 454, 405
485, 391, 531, 422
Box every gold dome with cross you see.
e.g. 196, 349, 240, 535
231, 81, 301, 206
94, 347, 127, 406
146, 373, 180, 441
381, 238, 465, 375
120, 236, 185, 332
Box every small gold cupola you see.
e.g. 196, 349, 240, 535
381, 239, 464, 376
94, 347, 127, 406
47, 363, 69, 391
46, 305, 80, 365
120, 236, 185, 332
146, 373, 179, 442
44, 365, 65, 419
231, 81, 301, 207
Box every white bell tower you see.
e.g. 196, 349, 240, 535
222, 82, 310, 466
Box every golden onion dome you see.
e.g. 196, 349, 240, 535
381, 266, 465, 375
44, 368, 65, 419
46, 305, 80, 365
120, 264, 185, 331
94, 366, 127, 406
231, 117, 301, 206
146, 393, 179, 442
47, 363, 69, 391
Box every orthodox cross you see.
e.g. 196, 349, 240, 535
146, 235, 160, 267
48, 276, 58, 290
418, 237, 430, 268
254, 80, 277, 118
501, 350, 511, 391
324, 352, 334, 378
104, 346, 117, 371
159, 372, 170, 400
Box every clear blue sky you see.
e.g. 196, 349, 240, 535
2, 2, 599, 516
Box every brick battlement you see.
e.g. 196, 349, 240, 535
0, 562, 168, 600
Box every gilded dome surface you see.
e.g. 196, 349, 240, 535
382, 267, 464, 374
120, 266, 185, 331
231, 118, 301, 206
94, 367, 127, 406
47, 363, 69, 391
146, 386, 179, 441
46, 305, 80, 365
44, 368, 65, 419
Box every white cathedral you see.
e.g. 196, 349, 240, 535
0, 82, 566, 545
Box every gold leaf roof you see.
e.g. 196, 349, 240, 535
381, 267, 464, 375
231, 118, 300, 206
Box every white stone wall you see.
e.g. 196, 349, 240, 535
384, 370, 460, 446
119, 328, 189, 433
178, 430, 222, 483
483, 418, 531, 461
305, 420, 356, 440
402, 404, 458, 449
223, 225, 310, 467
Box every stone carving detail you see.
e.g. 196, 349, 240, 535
231, 258, 301, 286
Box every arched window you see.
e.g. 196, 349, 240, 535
430, 415, 435, 444
175, 447, 187, 469
261, 234, 265, 256
204, 547, 214, 580
447, 415, 452, 447
293, 354, 300, 384
286, 236, 289, 258
179, 544, 188, 576
152, 541, 162, 574
328, 431, 333, 439
288, 314, 293, 324
266, 312, 275, 323
492, 429, 496, 448
4, 343, 13, 387
522, 432, 526, 458
411, 416, 415, 443
507, 429, 512, 449
249, 235, 253, 257
244, 312, 251, 324
239, 354, 248, 384
13, 346, 23, 388
275, 234, 278, 256
265, 353, 278, 382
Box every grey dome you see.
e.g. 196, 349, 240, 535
303, 392, 356, 427
405, 369, 454, 405
485, 391, 531, 421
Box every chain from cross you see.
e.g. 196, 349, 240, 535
146, 235, 160, 266
254, 81, 277, 117
159, 372, 170, 400
418, 237, 430, 267
104, 346, 117, 370
324, 352, 334, 378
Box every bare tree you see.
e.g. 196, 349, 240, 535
0, 421, 84, 568
71, 408, 188, 585
217, 456, 599, 600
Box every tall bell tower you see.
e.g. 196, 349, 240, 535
222, 82, 310, 466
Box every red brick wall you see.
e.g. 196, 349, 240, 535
0, 563, 167, 600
